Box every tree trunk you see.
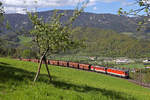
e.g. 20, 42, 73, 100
43, 56, 52, 81
34, 48, 50, 82
34, 55, 44, 82
140, 69, 142, 86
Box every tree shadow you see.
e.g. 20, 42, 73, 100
51, 80, 136, 100
0, 62, 137, 100
0, 62, 10, 65
0, 85, 6, 90
0, 62, 54, 84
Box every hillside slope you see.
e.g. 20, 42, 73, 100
1, 10, 139, 34
0, 58, 150, 100
1, 27, 150, 58
72, 27, 150, 57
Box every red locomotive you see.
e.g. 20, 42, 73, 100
107, 68, 129, 78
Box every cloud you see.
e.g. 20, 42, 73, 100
89, 0, 122, 4
2, 0, 85, 8
1, 0, 130, 14
93, 6, 97, 10
4, 6, 27, 14
99, 0, 122, 3
1, 0, 87, 14
122, 1, 135, 6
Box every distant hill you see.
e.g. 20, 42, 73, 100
0, 10, 141, 34
1, 10, 150, 58
72, 27, 150, 58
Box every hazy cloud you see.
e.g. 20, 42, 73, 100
93, 6, 97, 10
1, 0, 86, 13
1, 0, 130, 14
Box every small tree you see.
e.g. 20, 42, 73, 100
0, 1, 4, 26
28, 1, 88, 82
22, 49, 37, 59
0, 1, 3, 33
118, 0, 150, 30
0, 1, 4, 53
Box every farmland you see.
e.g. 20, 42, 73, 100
0, 58, 150, 100
51, 55, 146, 68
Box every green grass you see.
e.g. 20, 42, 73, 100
0, 58, 150, 100
51, 55, 146, 68
118, 64, 145, 68
120, 32, 134, 36
51, 55, 90, 62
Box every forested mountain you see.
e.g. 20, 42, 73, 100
1, 10, 150, 58
0, 10, 140, 34
1, 26, 150, 58
72, 27, 150, 58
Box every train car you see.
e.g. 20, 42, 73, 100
30, 59, 34, 62
17, 58, 130, 79
30, 59, 39, 63
58, 61, 68, 67
16, 58, 22, 61
46, 60, 49, 64
21, 59, 26, 61
92, 65, 107, 73
107, 68, 129, 78
49, 60, 59, 66
68, 62, 79, 69
22, 59, 30, 62
79, 63, 91, 70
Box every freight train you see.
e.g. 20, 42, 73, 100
20, 59, 129, 79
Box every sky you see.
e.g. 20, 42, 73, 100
0, 0, 140, 14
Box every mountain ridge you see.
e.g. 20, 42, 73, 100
1, 10, 140, 34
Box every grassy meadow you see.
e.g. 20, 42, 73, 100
0, 58, 150, 100
51, 55, 146, 68
118, 64, 145, 68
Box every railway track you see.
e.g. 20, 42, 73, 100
127, 79, 150, 88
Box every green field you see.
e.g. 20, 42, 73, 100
51, 55, 146, 68
0, 58, 150, 100
118, 64, 145, 68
